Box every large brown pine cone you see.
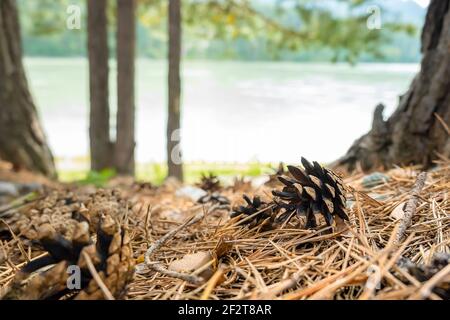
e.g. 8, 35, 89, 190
272, 157, 349, 228
2, 214, 134, 300
1, 188, 129, 240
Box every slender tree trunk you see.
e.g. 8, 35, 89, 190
115, 0, 136, 176
332, 0, 450, 172
167, 0, 183, 181
0, 0, 56, 178
87, 0, 113, 171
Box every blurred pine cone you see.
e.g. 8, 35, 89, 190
2, 214, 134, 300
196, 173, 221, 192
265, 162, 286, 187
230, 195, 277, 229
401, 253, 449, 299
231, 176, 253, 193
0, 188, 129, 241
272, 157, 348, 229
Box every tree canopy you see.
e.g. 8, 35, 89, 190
19, 0, 420, 63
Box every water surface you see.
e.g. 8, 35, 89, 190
24, 58, 419, 169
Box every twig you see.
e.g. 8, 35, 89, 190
82, 251, 115, 300
151, 263, 204, 284
145, 211, 204, 260
144, 203, 153, 245
395, 172, 427, 244
144, 209, 207, 285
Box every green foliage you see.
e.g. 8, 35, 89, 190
58, 162, 276, 186
135, 162, 271, 185
80, 168, 117, 187
18, 0, 422, 63
178, 0, 418, 63
19, 0, 71, 35
58, 168, 116, 187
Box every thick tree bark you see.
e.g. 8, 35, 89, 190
87, 0, 113, 171
115, 0, 136, 176
0, 0, 56, 178
167, 0, 183, 181
332, 0, 450, 172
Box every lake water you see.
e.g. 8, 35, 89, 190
24, 58, 419, 169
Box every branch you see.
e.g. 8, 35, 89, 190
144, 207, 213, 285
395, 172, 427, 244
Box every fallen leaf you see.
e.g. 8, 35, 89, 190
214, 235, 233, 259
391, 202, 406, 220
169, 251, 213, 273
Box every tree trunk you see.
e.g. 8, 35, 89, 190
167, 0, 183, 181
87, 0, 113, 171
332, 0, 450, 173
115, 0, 136, 176
0, 0, 56, 178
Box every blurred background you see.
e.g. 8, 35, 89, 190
8, 0, 430, 183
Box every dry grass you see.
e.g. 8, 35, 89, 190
1, 161, 449, 300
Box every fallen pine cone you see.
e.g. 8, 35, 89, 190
196, 173, 222, 193
1, 214, 134, 300
399, 253, 450, 299
231, 176, 253, 193
272, 157, 349, 229
230, 195, 277, 230
264, 162, 286, 187
1, 188, 130, 241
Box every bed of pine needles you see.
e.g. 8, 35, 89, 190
0, 160, 449, 300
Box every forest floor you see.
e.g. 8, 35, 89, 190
0, 160, 449, 300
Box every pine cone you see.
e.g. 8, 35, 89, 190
196, 173, 221, 192
230, 195, 277, 229
265, 162, 286, 187
2, 214, 134, 300
272, 157, 348, 229
231, 176, 253, 193
1, 188, 129, 241
401, 253, 449, 299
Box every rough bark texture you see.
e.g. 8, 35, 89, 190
167, 0, 184, 181
87, 0, 113, 171
0, 0, 56, 178
115, 0, 136, 175
332, 0, 450, 172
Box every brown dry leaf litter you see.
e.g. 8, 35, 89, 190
1, 161, 449, 300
